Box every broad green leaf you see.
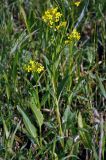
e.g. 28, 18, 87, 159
78, 112, 92, 149
31, 90, 41, 109
62, 105, 70, 124
30, 98, 44, 129
65, 138, 73, 153
17, 106, 38, 144
96, 75, 106, 98
62, 106, 76, 134
57, 74, 70, 100
43, 55, 50, 65
78, 112, 83, 128
41, 91, 49, 106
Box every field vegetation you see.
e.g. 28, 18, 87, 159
0, 0, 106, 159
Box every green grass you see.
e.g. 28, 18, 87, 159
0, 0, 106, 159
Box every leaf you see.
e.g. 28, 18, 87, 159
10, 121, 21, 148
62, 106, 70, 124
5, 85, 10, 100
32, 90, 41, 109
65, 138, 73, 153
53, 153, 58, 160
17, 106, 39, 144
3, 73, 10, 100
12, 52, 18, 85
78, 112, 83, 128
41, 91, 49, 106
92, 146, 98, 160
43, 55, 50, 65
30, 98, 44, 129
62, 106, 76, 134
2, 119, 10, 139
57, 74, 70, 100
78, 112, 92, 149
20, 6, 29, 33
96, 75, 106, 98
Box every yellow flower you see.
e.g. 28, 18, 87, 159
74, 1, 81, 7
65, 29, 80, 44
56, 21, 67, 30
42, 7, 62, 27
29, 60, 35, 66
65, 40, 69, 45
68, 29, 80, 40
24, 60, 44, 73
34, 62, 44, 73
24, 65, 32, 72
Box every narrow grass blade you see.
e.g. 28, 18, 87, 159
2, 119, 10, 139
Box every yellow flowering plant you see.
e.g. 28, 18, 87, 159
56, 21, 67, 30
24, 60, 44, 73
65, 29, 81, 44
74, 1, 81, 7
42, 7, 62, 27
42, 7, 66, 30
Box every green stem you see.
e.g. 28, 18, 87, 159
39, 127, 42, 147
55, 100, 64, 148
52, 77, 64, 147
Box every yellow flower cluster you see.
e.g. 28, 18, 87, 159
42, 7, 66, 30
65, 29, 81, 44
74, 1, 81, 7
42, 7, 62, 27
56, 21, 67, 30
24, 60, 44, 73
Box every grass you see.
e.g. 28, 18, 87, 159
0, 0, 106, 159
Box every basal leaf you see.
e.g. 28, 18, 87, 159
30, 98, 44, 129
96, 75, 106, 98
17, 106, 39, 144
